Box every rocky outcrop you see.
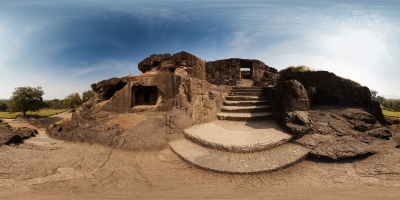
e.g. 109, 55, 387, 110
266, 80, 313, 137
48, 111, 176, 151
279, 70, 385, 122
297, 133, 376, 160
166, 78, 231, 134
0, 119, 38, 146
295, 106, 395, 160
138, 51, 207, 80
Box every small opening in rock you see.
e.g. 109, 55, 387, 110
104, 81, 127, 99
241, 68, 251, 79
133, 86, 158, 106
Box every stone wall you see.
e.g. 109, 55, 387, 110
205, 59, 279, 86
205, 59, 241, 86
166, 78, 231, 134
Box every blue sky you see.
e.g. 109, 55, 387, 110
1, 0, 399, 99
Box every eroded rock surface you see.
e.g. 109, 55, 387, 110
0, 119, 38, 146
266, 80, 313, 137
48, 111, 178, 151
166, 78, 231, 134
295, 106, 397, 161
138, 51, 207, 79
279, 70, 384, 122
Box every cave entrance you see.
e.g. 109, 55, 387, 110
240, 60, 253, 80
132, 86, 159, 107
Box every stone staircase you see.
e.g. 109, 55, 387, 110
217, 87, 273, 121
169, 82, 310, 174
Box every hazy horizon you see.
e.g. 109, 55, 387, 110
1, 0, 400, 99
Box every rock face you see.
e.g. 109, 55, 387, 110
166, 78, 231, 134
88, 72, 184, 113
279, 70, 384, 122
295, 106, 395, 160
205, 59, 279, 86
138, 52, 207, 80
0, 119, 38, 146
266, 80, 313, 137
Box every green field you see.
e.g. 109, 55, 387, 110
382, 109, 400, 117
0, 109, 68, 119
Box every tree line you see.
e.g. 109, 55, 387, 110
0, 86, 96, 116
371, 90, 400, 111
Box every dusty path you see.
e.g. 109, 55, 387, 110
1, 113, 400, 199
3, 111, 72, 130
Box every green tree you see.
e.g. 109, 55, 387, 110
0, 101, 8, 111
376, 96, 385, 104
370, 90, 377, 100
82, 90, 95, 103
64, 93, 82, 111
7, 86, 44, 117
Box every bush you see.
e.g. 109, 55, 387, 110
280, 65, 316, 72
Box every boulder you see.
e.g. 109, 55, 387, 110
0, 119, 38, 146
266, 80, 312, 137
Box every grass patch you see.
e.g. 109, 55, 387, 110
280, 65, 316, 72
0, 109, 68, 119
382, 109, 400, 117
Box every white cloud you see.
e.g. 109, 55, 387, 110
67, 59, 137, 78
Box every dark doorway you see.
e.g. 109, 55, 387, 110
240, 60, 253, 79
241, 68, 251, 79
133, 86, 158, 106
144, 93, 150, 102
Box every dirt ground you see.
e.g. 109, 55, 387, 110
3, 111, 73, 130
1, 112, 400, 200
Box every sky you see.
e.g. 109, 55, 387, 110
0, 0, 399, 100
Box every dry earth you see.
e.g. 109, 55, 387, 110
1, 112, 400, 200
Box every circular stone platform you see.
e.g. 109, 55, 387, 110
183, 120, 292, 152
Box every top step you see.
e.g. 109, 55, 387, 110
231, 88, 265, 92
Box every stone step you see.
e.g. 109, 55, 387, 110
237, 82, 254, 87
229, 92, 265, 96
231, 88, 265, 92
226, 96, 266, 101
221, 105, 271, 113
223, 100, 268, 106
183, 121, 292, 152
170, 139, 310, 173
217, 112, 273, 121
232, 86, 264, 89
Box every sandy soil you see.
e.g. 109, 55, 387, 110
3, 111, 73, 130
1, 113, 400, 200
